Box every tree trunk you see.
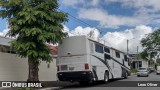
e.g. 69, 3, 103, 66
27, 58, 40, 82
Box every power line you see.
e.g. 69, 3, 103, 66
68, 13, 94, 28
58, 9, 127, 41
58, 9, 103, 33
58, 9, 143, 54
58, 9, 94, 27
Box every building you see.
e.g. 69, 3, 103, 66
0, 36, 57, 81
129, 54, 148, 69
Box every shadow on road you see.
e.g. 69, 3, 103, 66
61, 78, 123, 89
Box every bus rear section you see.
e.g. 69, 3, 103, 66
57, 36, 93, 82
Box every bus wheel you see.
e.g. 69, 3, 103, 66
124, 72, 128, 79
104, 72, 109, 83
79, 81, 90, 86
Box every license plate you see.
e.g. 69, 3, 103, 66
69, 67, 74, 70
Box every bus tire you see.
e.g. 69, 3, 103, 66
103, 71, 109, 83
124, 71, 128, 79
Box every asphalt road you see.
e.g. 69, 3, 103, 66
60, 72, 160, 90
122, 72, 160, 81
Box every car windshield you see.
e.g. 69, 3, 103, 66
138, 68, 147, 70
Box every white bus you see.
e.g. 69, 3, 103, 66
57, 36, 130, 85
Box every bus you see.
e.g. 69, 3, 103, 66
57, 36, 130, 85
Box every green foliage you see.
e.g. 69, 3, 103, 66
139, 50, 148, 59
0, 0, 68, 62
130, 68, 136, 74
141, 29, 160, 58
157, 58, 160, 65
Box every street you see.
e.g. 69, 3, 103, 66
59, 72, 160, 90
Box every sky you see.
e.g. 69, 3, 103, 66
1, 0, 160, 53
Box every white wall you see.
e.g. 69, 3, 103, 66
142, 60, 148, 68
0, 52, 57, 81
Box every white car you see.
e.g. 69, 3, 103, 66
137, 67, 149, 77
148, 67, 155, 73
156, 66, 160, 75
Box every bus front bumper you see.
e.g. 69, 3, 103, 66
57, 71, 93, 82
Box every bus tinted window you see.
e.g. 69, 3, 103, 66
115, 51, 120, 58
95, 44, 103, 53
104, 54, 111, 60
104, 47, 110, 53
124, 55, 127, 61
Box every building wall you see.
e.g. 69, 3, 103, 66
142, 60, 148, 68
0, 52, 57, 81
131, 59, 148, 69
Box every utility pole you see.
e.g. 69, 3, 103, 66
127, 39, 129, 55
137, 46, 139, 69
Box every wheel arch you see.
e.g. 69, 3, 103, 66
104, 70, 109, 79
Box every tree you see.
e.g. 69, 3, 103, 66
141, 29, 160, 60
139, 50, 148, 59
156, 58, 160, 65
0, 0, 68, 82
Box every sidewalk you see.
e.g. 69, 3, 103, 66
0, 87, 60, 90
0, 87, 18, 90
36, 87, 60, 90
36, 81, 76, 90
0, 81, 76, 90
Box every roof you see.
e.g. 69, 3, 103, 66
0, 36, 58, 55
46, 44, 58, 55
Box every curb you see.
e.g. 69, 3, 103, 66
0, 87, 60, 90
0, 87, 17, 90
36, 87, 61, 90
0, 87, 12, 90
0, 88, 7, 90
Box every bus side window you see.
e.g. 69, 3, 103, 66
115, 51, 120, 58
124, 55, 127, 61
104, 54, 111, 61
104, 47, 110, 53
95, 44, 103, 53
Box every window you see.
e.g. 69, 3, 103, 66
104, 54, 111, 60
124, 55, 127, 61
95, 44, 103, 53
139, 61, 142, 67
0, 45, 16, 54
0, 45, 8, 52
104, 47, 110, 53
115, 51, 120, 58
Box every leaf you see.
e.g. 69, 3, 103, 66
0, 0, 68, 62
141, 29, 160, 59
